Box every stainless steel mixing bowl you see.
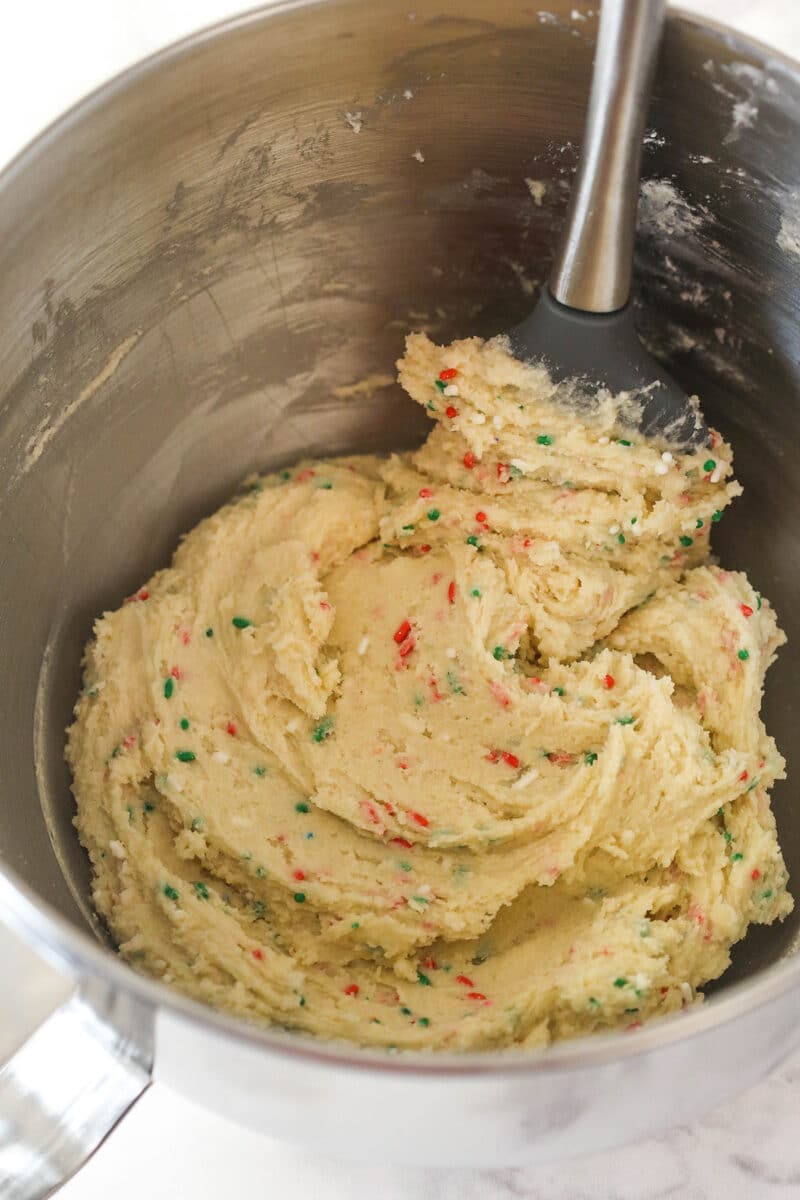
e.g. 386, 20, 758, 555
1, 1, 799, 1194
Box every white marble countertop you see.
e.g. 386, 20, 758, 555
2, 1, 799, 1197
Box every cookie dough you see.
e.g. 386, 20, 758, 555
68, 332, 793, 1051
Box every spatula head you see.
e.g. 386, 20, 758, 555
509, 290, 709, 450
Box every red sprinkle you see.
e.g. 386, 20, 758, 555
439, 368, 458, 380
466, 992, 487, 1002
448, 580, 456, 604
751, 869, 761, 880
252, 948, 264, 961
547, 751, 576, 767
390, 837, 414, 849
122, 734, 137, 750
293, 870, 305, 881
320, 600, 331, 611
419, 487, 433, 499
419, 544, 431, 554
445, 406, 459, 418
294, 468, 316, 483
463, 452, 476, 469
485, 749, 501, 763
343, 983, 360, 996
398, 636, 416, 659
409, 810, 429, 828
180, 629, 191, 646
739, 770, 749, 782
475, 510, 487, 524
394, 620, 412, 644
497, 463, 510, 483
422, 957, 437, 970
456, 974, 474, 987
501, 751, 520, 768
227, 722, 237, 737
170, 666, 182, 680
740, 604, 754, 618
138, 589, 150, 601
603, 674, 615, 689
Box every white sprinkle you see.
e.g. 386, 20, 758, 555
710, 466, 723, 483
512, 768, 540, 789
344, 111, 363, 134
286, 718, 300, 733
416, 883, 432, 897
633, 972, 651, 990
598, 435, 610, 445
168, 773, 184, 793
446, 647, 457, 659
357, 636, 370, 655
631, 522, 643, 536
109, 839, 126, 859
654, 462, 669, 476
443, 383, 459, 396
492, 414, 503, 429
681, 981, 693, 1004
403, 89, 414, 99
620, 829, 635, 846
609, 523, 620, 535
471, 412, 486, 425
212, 751, 231, 765
413, 148, 425, 163
661, 451, 674, 463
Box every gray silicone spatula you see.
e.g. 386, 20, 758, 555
509, 0, 708, 449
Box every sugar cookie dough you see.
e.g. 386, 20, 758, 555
68, 333, 793, 1051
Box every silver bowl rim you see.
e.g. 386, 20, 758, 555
0, 0, 798, 1076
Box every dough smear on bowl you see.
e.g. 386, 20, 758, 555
67, 332, 793, 1051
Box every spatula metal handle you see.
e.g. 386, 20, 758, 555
549, 0, 666, 313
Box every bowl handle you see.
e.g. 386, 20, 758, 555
0, 926, 151, 1199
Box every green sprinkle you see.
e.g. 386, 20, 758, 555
614, 977, 627, 988
723, 829, 733, 843
418, 1016, 430, 1027
255, 866, 266, 878
434, 378, 446, 392
232, 616, 253, 629
411, 895, 429, 906
536, 434, 553, 446
295, 801, 310, 814
163, 884, 179, 902
253, 765, 267, 777
279, 469, 291, 480
761, 888, 774, 900
738, 648, 750, 661
319, 481, 333, 490
731, 852, 744, 862
584, 751, 598, 765
193, 881, 210, 900
617, 533, 626, 545
176, 750, 196, 762
426, 401, 436, 411
630, 517, 638, 525
351, 921, 360, 929
126, 804, 134, 822
615, 715, 634, 725
293, 892, 306, 903
144, 801, 156, 813
312, 716, 334, 743
417, 970, 432, 986
180, 717, 190, 730
553, 686, 565, 697
756, 594, 762, 610
164, 678, 174, 699
588, 997, 601, 1009
400, 1006, 412, 1016
205, 627, 214, 638
624, 1007, 640, 1015
712, 510, 722, 523
679, 535, 694, 548
401, 524, 415, 533
252, 901, 266, 918
618, 439, 632, 447
703, 459, 716, 472
413, 692, 424, 707
696, 519, 704, 529
190, 816, 203, 831
466, 535, 480, 547
427, 508, 440, 521
399, 861, 412, 872
446, 671, 464, 695
299, 995, 306, 1007
470, 586, 481, 596
492, 645, 507, 661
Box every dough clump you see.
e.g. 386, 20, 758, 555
68, 333, 792, 1050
